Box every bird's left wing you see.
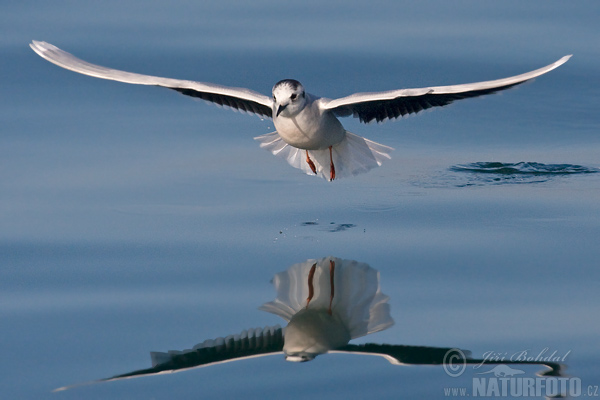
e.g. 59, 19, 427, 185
320, 55, 571, 123
30, 41, 273, 118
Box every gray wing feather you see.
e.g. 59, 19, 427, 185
30, 41, 273, 119
321, 55, 571, 123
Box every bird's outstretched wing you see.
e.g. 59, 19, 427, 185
320, 55, 571, 123
30, 41, 273, 118
53, 325, 283, 392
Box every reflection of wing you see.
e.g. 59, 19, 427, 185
332, 343, 470, 365
30, 41, 274, 118
332, 343, 563, 376
320, 56, 571, 123
54, 325, 283, 392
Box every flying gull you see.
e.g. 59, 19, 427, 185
30, 41, 571, 181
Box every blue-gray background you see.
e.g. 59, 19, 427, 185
1, 1, 599, 398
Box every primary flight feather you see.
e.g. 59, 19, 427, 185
30, 41, 570, 181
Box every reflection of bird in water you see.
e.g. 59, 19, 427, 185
30, 41, 570, 181
54, 257, 564, 391
258, 257, 393, 361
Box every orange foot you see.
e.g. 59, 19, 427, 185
306, 150, 317, 174
305, 263, 317, 309
328, 259, 335, 315
329, 146, 336, 181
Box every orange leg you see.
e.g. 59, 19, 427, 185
329, 146, 335, 181
305, 263, 317, 308
328, 260, 335, 315
306, 150, 317, 174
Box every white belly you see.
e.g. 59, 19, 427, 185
274, 105, 345, 150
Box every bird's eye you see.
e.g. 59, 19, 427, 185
273, 95, 277, 102
290, 93, 297, 101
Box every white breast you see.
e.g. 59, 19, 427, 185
274, 95, 346, 150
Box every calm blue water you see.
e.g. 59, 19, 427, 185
2, 1, 599, 398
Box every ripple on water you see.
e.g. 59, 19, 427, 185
301, 221, 357, 232
448, 161, 598, 186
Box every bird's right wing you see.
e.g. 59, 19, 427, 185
30, 41, 274, 118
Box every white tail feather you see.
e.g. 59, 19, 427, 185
254, 131, 393, 180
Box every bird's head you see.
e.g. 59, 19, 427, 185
272, 79, 306, 117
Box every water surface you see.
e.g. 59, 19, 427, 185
1, 1, 600, 398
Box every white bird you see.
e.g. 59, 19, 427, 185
30, 41, 571, 181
